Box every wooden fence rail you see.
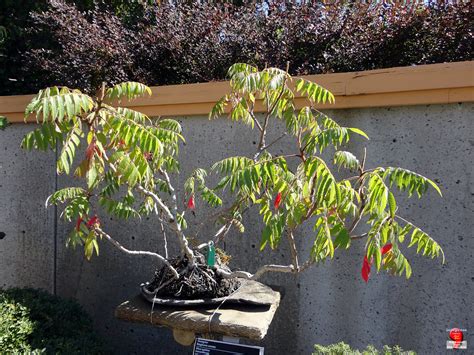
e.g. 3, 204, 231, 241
1, 61, 472, 123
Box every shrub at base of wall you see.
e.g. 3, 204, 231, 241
0, 288, 105, 354
313, 342, 416, 355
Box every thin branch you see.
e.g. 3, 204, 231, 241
216, 264, 295, 280
213, 222, 233, 245
158, 209, 169, 259
299, 259, 315, 273
256, 68, 289, 154
394, 214, 412, 225
263, 132, 288, 150
286, 230, 300, 271
192, 197, 245, 238
296, 128, 306, 162
361, 147, 367, 171
254, 132, 288, 160
159, 169, 193, 251
350, 233, 368, 240
137, 185, 195, 263
95, 227, 179, 279
249, 110, 263, 132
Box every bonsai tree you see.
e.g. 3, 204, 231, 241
21, 64, 444, 298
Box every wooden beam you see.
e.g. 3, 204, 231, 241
2, 61, 473, 123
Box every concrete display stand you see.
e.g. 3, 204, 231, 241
115, 281, 281, 346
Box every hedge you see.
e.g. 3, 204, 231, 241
0, 0, 471, 95
313, 342, 416, 355
0, 288, 105, 354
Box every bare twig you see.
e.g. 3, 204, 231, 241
249, 110, 263, 132
254, 132, 288, 160
286, 230, 300, 271
361, 147, 367, 171
158, 209, 169, 259
137, 185, 195, 263
216, 264, 295, 280
350, 233, 368, 240
95, 227, 179, 279
213, 222, 233, 245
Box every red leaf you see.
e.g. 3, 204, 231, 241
381, 243, 392, 255
187, 195, 195, 210
86, 215, 100, 229
361, 255, 371, 283
274, 192, 282, 210
75, 217, 83, 231
85, 139, 96, 161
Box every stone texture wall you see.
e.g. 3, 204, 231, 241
1, 103, 472, 354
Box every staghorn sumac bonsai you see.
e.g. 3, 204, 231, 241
22, 64, 444, 300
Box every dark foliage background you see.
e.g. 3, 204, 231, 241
0, 0, 471, 95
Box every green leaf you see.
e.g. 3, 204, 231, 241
99, 197, 139, 219
382, 167, 442, 197
388, 191, 397, 218
114, 107, 150, 124
56, 124, 82, 175
348, 127, 369, 140
110, 116, 163, 158
407, 226, 444, 263
295, 78, 335, 104
105, 82, 152, 101
84, 230, 98, 261
374, 244, 382, 270
334, 151, 360, 171
209, 95, 228, 119
366, 173, 389, 215
46, 187, 87, 206
311, 218, 334, 262
333, 223, 350, 249
86, 164, 99, 189
25, 88, 94, 123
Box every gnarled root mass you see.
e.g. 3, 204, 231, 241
144, 252, 241, 299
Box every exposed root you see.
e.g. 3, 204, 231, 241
143, 252, 240, 300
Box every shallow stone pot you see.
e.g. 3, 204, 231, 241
140, 278, 276, 306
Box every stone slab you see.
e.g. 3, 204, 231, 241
115, 283, 280, 341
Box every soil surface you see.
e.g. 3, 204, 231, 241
144, 253, 241, 300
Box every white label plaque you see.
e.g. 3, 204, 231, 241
193, 338, 264, 355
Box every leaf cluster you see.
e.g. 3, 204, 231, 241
21, 66, 445, 282
22, 81, 182, 259
205, 63, 444, 280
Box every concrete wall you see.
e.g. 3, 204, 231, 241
1, 103, 472, 354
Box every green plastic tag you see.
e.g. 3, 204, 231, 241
207, 241, 215, 267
